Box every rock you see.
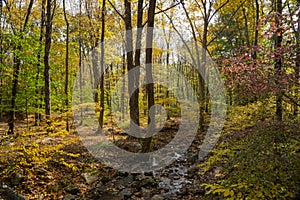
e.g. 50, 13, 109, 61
132, 142, 141, 151
213, 167, 222, 175
130, 181, 140, 189
49, 184, 61, 193
114, 174, 133, 186
37, 194, 44, 200
134, 175, 157, 188
66, 187, 80, 195
144, 172, 154, 177
198, 149, 209, 161
141, 188, 151, 199
11, 170, 24, 186
187, 154, 198, 162
188, 164, 199, 172
115, 171, 128, 177
188, 165, 199, 178
151, 194, 164, 200
144, 177, 157, 187
98, 192, 122, 200
119, 188, 133, 199
158, 177, 171, 188
81, 173, 98, 184
63, 194, 77, 200
119, 132, 127, 135
0, 182, 27, 200
293, 192, 300, 200
100, 176, 110, 184
108, 128, 114, 132
35, 168, 48, 175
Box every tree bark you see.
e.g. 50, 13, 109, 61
201, 19, 208, 128
35, 0, 45, 126
274, 0, 283, 121
44, 0, 55, 121
98, 0, 106, 133
0, 0, 3, 122
78, 0, 83, 125
132, 0, 144, 128
242, 7, 250, 46
8, 55, 21, 134
124, 0, 139, 132
294, 0, 300, 116
8, 0, 34, 134
181, 2, 205, 130
253, 0, 259, 59
142, 0, 156, 153
63, 0, 69, 131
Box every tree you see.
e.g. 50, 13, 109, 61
132, 0, 144, 129
295, 0, 300, 116
0, 0, 3, 121
142, 0, 157, 153
274, 0, 283, 121
253, 0, 260, 59
7, 0, 34, 134
124, 0, 139, 133
35, 0, 46, 126
63, 0, 70, 131
98, 0, 106, 132
181, 0, 230, 129
44, 0, 56, 120
287, 0, 300, 116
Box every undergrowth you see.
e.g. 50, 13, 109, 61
0, 116, 80, 190
200, 100, 300, 200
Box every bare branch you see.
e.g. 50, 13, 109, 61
181, 1, 201, 67
286, 1, 299, 38
208, 0, 229, 23
155, 2, 181, 15
3, 0, 10, 12
23, 0, 35, 31
141, 2, 181, 27
51, 0, 57, 22
207, 0, 247, 46
162, 10, 197, 67
195, 0, 205, 19
283, 93, 300, 107
107, 0, 125, 21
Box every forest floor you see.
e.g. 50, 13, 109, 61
0, 104, 300, 199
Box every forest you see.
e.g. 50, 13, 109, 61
0, 0, 299, 199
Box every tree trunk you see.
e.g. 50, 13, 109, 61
8, 0, 34, 134
8, 57, 21, 134
274, 0, 283, 121
78, 0, 83, 125
124, 0, 139, 133
121, 52, 125, 120
242, 7, 250, 46
79, 40, 83, 125
181, 2, 205, 130
63, 0, 69, 131
142, 0, 156, 153
202, 21, 209, 115
34, 1, 44, 125
132, 0, 144, 128
294, 0, 300, 116
253, 0, 259, 59
98, 0, 106, 133
44, 0, 55, 121
0, 0, 3, 122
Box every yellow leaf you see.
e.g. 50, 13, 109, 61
230, 190, 234, 197
237, 192, 242, 198
224, 189, 230, 197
